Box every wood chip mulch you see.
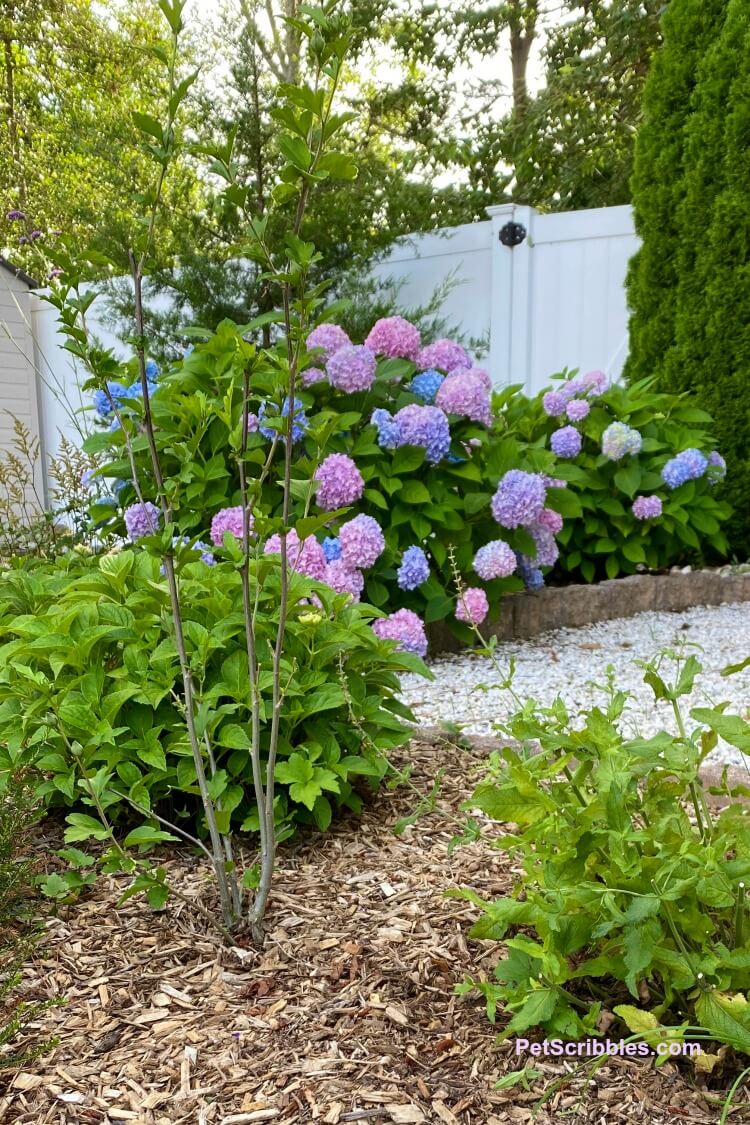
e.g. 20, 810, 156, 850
1, 731, 748, 1124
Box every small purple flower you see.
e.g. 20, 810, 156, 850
80, 468, 95, 490
301, 367, 326, 386
6, 210, 25, 221
435, 371, 491, 425
306, 323, 351, 359
529, 526, 559, 568
534, 508, 564, 534
124, 501, 160, 541
258, 398, 308, 443
473, 540, 516, 581
264, 529, 327, 580
323, 560, 364, 602
372, 609, 428, 657
47, 267, 64, 281
566, 398, 590, 422
397, 546, 430, 590
29, 230, 43, 241
456, 587, 489, 626
580, 370, 608, 396
543, 391, 567, 417
194, 540, 216, 565
314, 453, 365, 511
327, 345, 377, 393
246, 412, 259, 432
322, 536, 342, 562
632, 495, 663, 520
210, 506, 254, 545
661, 448, 708, 489
339, 514, 385, 569
601, 421, 642, 461
550, 425, 582, 459
491, 470, 547, 529
707, 451, 727, 483
416, 339, 470, 373
410, 369, 444, 403
365, 316, 421, 361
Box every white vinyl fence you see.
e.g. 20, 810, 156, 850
15, 201, 638, 498
371, 202, 638, 393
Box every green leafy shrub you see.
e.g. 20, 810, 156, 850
0, 548, 420, 842
499, 370, 731, 582
456, 650, 750, 1052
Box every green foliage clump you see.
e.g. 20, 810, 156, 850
0, 548, 420, 843
503, 371, 731, 582
625, 0, 750, 553
456, 651, 750, 1053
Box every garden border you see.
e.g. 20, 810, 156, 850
427, 570, 750, 652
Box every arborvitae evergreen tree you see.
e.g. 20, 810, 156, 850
623, 0, 727, 385
669, 0, 750, 545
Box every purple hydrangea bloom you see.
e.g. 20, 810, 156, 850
542, 475, 568, 490
566, 398, 590, 422
301, 366, 326, 386
323, 560, 364, 602
632, 495, 663, 520
516, 552, 545, 590
435, 371, 492, 425
410, 369, 444, 403
264, 529, 327, 580
529, 526, 559, 568
561, 378, 585, 401
258, 398, 308, 443
542, 391, 567, 417
339, 514, 385, 569
580, 370, 608, 396
491, 470, 547, 529
661, 448, 708, 489
416, 339, 470, 373
246, 412, 259, 432
372, 609, 428, 657
473, 540, 516, 580
371, 408, 401, 450
322, 536, 342, 562
397, 546, 430, 590
550, 425, 582, 459
194, 540, 216, 565
314, 453, 365, 511
365, 316, 421, 361
601, 421, 642, 461
80, 468, 95, 489
124, 501, 160, 540
307, 323, 351, 359
393, 404, 451, 463
210, 506, 254, 545
707, 451, 727, 483
326, 345, 377, 393
456, 587, 489, 626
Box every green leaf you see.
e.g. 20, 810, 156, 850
64, 813, 112, 843
613, 1005, 660, 1034
122, 825, 179, 848
695, 991, 750, 1053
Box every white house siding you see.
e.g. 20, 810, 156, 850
0, 264, 45, 505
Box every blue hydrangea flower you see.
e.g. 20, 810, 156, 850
93, 381, 129, 418
371, 408, 401, 450
397, 546, 430, 590
550, 425, 582, 459
322, 536, 342, 562
410, 369, 445, 403
516, 552, 545, 591
258, 398, 308, 444
145, 359, 159, 381
661, 448, 708, 489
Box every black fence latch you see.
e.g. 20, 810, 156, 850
499, 221, 527, 247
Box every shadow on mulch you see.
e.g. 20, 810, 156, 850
1, 730, 748, 1124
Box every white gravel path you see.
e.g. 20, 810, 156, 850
400, 602, 750, 767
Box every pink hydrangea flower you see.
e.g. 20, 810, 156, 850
339, 514, 385, 569
473, 540, 516, 580
566, 398, 590, 422
534, 508, 564, 534
632, 495, 663, 520
416, 339, 470, 373
314, 453, 365, 511
529, 527, 559, 568
581, 370, 608, 395
372, 609, 428, 657
365, 316, 421, 361
323, 560, 365, 601
263, 529, 327, 580
450, 364, 492, 390
306, 323, 351, 359
435, 371, 492, 425
456, 587, 489, 626
210, 505, 254, 545
326, 345, 377, 393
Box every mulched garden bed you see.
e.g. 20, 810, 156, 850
1, 733, 746, 1125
